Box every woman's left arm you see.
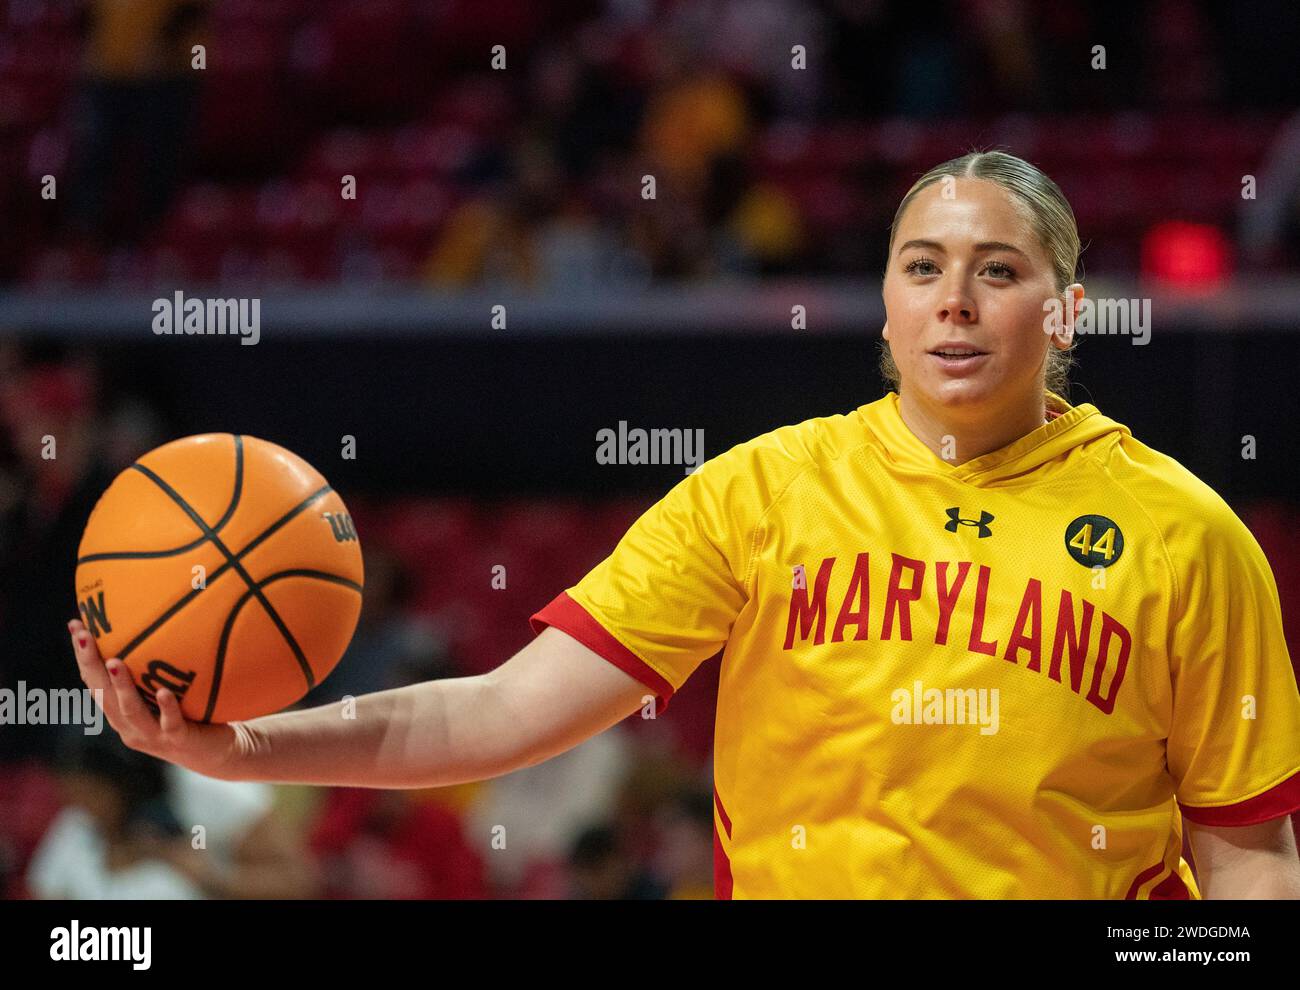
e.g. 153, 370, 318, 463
1187, 816, 1300, 898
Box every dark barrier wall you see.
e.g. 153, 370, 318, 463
64, 329, 1300, 502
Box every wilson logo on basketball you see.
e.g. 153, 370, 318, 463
139, 660, 197, 707
323, 511, 357, 543
78, 591, 112, 637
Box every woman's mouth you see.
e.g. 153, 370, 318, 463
927, 344, 990, 375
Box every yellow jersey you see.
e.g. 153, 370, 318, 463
530, 391, 1300, 898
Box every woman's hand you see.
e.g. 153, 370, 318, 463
69, 617, 244, 779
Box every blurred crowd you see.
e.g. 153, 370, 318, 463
2, 0, 1300, 286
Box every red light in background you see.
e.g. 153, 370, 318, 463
1140, 221, 1231, 289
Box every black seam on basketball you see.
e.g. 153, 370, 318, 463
78, 533, 211, 564
202, 569, 364, 724
117, 483, 333, 659
128, 463, 318, 690
76, 435, 246, 564
220, 483, 333, 567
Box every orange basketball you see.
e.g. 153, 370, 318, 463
74, 434, 364, 723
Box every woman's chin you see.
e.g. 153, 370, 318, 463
921, 376, 1000, 410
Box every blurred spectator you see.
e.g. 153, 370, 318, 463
961, 0, 1045, 111
299, 543, 452, 707
24, 730, 318, 899
638, 55, 751, 197
728, 180, 805, 274
0, 357, 118, 762
465, 724, 634, 896
566, 823, 666, 899
309, 787, 488, 899
303, 621, 486, 899
606, 747, 709, 862
103, 396, 166, 473
525, 39, 642, 184
66, 0, 211, 244
893, 1, 961, 118
651, 787, 715, 899
26, 732, 199, 898
154, 763, 321, 899
1144, 0, 1223, 108
0, 759, 64, 898
1240, 110, 1300, 271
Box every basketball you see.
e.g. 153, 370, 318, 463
73, 434, 364, 724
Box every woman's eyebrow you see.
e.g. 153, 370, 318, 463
973, 240, 1029, 257
896, 238, 944, 255
896, 238, 1029, 257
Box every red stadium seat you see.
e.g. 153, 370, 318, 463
302, 129, 390, 181
427, 76, 515, 135
386, 124, 481, 178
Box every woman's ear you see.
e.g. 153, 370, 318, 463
882, 320, 890, 341
1054, 283, 1084, 347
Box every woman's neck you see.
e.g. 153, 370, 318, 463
897, 390, 1047, 466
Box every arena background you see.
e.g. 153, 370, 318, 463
1, 0, 1298, 899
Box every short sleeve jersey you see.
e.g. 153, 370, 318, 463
531, 392, 1300, 898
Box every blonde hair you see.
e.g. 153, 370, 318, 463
879, 150, 1081, 396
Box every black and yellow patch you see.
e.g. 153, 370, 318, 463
1065, 515, 1124, 568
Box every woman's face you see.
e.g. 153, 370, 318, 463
882, 177, 1066, 418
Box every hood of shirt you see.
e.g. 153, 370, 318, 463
857, 390, 1130, 487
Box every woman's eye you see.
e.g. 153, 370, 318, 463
901, 257, 1015, 278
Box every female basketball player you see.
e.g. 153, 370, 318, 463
69, 151, 1300, 899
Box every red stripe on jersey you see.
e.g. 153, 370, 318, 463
1124, 861, 1165, 900
529, 590, 675, 713
1178, 769, 1300, 827
714, 823, 734, 900
714, 785, 732, 837
714, 787, 734, 899
1149, 870, 1191, 899
1125, 860, 1191, 900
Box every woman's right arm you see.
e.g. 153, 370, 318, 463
68, 619, 651, 788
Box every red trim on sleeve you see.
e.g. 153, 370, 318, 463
529, 590, 675, 713
1178, 769, 1300, 827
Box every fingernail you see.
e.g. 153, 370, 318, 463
77, 634, 88, 648
108, 664, 118, 677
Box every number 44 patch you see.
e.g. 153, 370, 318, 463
1065, 515, 1124, 568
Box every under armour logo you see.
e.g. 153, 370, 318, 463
944, 507, 995, 538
